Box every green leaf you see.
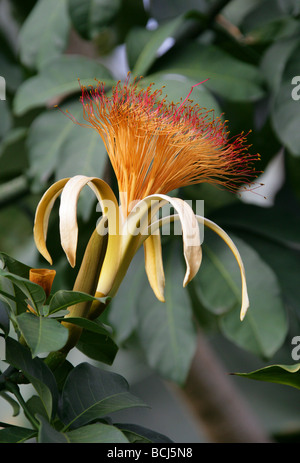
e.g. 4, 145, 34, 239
241, 0, 299, 40
0, 52, 23, 93
138, 73, 222, 115
0, 252, 31, 278
13, 55, 115, 116
0, 269, 46, 315
65, 423, 129, 443
108, 249, 146, 344
16, 312, 69, 357
26, 395, 50, 421
114, 0, 149, 44
5, 337, 59, 420
0, 274, 18, 316
60, 363, 147, 429
194, 240, 239, 315
60, 316, 112, 336
0, 423, 36, 443
52, 359, 74, 392
136, 242, 197, 385
0, 100, 12, 138
207, 234, 287, 359
27, 101, 108, 213
233, 364, 300, 390
212, 202, 300, 248
116, 423, 173, 443
76, 329, 118, 365
68, 0, 121, 40
37, 415, 129, 443
126, 27, 155, 71
149, 0, 206, 21
57, 315, 118, 364
260, 37, 300, 92
37, 415, 68, 443
132, 15, 185, 76
234, 230, 300, 314
153, 42, 265, 102
19, 0, 70, 70
0, 297, 10, 337
0, 128, 28, 179
47, 290, 108, 315
271, 42, 300, 156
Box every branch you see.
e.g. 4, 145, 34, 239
174, 331, 273, 443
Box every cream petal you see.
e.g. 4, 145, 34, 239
148, 212, 249, 320
143, 232, 165, 302
33, 178, 70, 264
130, 194, 202, 289
200, 217, 249, 321
59, 175, 119, 267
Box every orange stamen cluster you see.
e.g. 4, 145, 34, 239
75, 77, 260, 216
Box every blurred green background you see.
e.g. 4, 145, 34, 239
1, 0, 300, 442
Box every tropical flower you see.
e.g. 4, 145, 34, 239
34, 77, 259, 323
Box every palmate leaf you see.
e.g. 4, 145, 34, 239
59, 363, 147, 429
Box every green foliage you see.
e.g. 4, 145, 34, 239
0, 271, 169, 442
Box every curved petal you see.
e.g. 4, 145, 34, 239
201, 217, 249, 321
143, 232, 165, 302
59, 175, 119, 267
33, 178, 70, 264
128, 194, 202, 289
149, 214, 249, 320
